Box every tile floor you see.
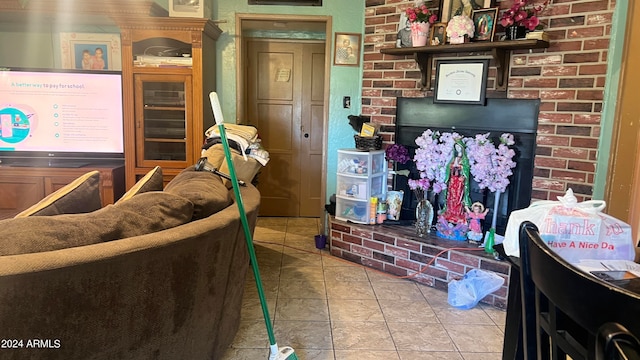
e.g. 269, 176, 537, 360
222, 217, 506, 360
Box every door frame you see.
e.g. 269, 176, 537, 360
236, 13, 332, 223
604, 1, 640, 243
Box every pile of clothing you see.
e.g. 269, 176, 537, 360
203, 123, 269, 166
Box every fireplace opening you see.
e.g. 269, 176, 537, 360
393, 97, 540, 236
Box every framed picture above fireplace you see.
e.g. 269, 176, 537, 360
434, 58, 489, 105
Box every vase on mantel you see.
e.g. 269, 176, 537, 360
410, 22, 430, 47
448, 35, 470, 45
505, 25, 527, 40
415, 198, 434, 237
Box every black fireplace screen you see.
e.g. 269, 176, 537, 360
394, 97, 539, 235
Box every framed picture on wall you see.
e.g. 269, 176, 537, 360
440, 0, 493, 23
334, 32, 361, 67
60, 33, 122, 71
472, 7, 498, 41
434, 58, 489, 105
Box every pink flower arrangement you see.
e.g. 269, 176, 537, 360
465, 133, 517, 193
412, 130, 516, 194
446, 15, 475, 39
405, 2, 438, 24
499, 0, 549, 31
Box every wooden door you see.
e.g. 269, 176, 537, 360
605, 1, 640, 243
246, 40, 325, 217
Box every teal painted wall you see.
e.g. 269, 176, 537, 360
593, 0, 628, 199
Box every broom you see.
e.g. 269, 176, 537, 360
209, 92, 298, 360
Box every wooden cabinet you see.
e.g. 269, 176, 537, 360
0, 164, 125, 219
116, 17, 222, 187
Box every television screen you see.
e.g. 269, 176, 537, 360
0, 68, 124, 165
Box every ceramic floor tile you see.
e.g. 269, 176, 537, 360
240, 294, 276, 321
398, 351, 464, 360
286, 226, 320, 236
324, 266, 369, 282
278, 280, 326, 299
220, 347, 269, 360
231, 320, 270, 348
287, 217, 320, 227
275, 298, 329, 322
480, 304, 507, 328
257, 217, 289, 227
229, 216, 508, 359
321, 253, 353, 267
273, 320, 333, 350
460, 352, 503, 360
244, 277, 279, 298
281, 251, 324, 268
387, 322, 457, 352
328, 299, 385, 321
284, 237, 324, 253
418, 284, 451, 308
371, 280, 426, 300
366, 268, 407, 282
378, 299, 439, 323
444, 324, 504, 353
331, 321, 395, 350
280, 266, 326, 282
334, 350, 401, 359
325, 280, 376, 300
433, 306, 495, 325
291, 349, 335, 360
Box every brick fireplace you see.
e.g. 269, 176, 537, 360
329, 217, 512, 309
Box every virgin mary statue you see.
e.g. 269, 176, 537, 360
436, 139, 471, 240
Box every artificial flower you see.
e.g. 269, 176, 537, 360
465, 133, 516, 193
405, 2, 438, 24
385, 144, 410, 164
499, 0, 549, 31
446, 15, 475, 39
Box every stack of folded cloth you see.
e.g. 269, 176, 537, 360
203, 124, 269, 166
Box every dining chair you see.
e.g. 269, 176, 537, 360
518, 221, 640, 360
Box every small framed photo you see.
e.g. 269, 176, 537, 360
440, 0, 494, 23
472, 7, 498, 41
434, 58, 489, 105
334, 32, 361, 67
60, 33, 122, 71
430, 23, 447, 46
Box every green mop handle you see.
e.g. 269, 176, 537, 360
209, 92, 277, 346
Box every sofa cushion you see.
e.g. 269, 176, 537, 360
14, 170, 102, 217
202, 144, 261, 189
116, 166, 163, 203
0, 191, 194, 256
164, 166, 232, 220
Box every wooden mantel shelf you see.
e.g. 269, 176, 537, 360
380, 39, 550, 91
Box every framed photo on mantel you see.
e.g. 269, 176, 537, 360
440, 0, 494, 23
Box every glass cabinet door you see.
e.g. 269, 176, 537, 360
134, 74, 193, 167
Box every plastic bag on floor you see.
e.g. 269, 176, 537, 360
447, 269, 505, 310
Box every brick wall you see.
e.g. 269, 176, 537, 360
362, 0, 615, 202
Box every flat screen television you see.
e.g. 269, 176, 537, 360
0, 68, 124, 167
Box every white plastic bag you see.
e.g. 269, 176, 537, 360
503, 189, 635, 263
447, 269, 505, 310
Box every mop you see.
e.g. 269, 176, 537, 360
209, 92, 298, 360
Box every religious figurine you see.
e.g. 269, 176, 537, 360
466, 202, 489, 243
435, 139, 471, 240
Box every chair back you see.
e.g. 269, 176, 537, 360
518, 221, 640, 360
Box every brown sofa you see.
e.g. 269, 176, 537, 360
0, 170, 260, 359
